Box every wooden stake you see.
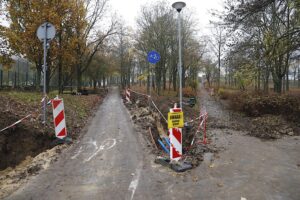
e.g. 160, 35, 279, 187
148, 127, 158, 149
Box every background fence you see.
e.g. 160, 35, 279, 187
0, 57, 37, 89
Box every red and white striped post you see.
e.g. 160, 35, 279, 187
52, 97, 67, 139
126, 89, 131, 103
168, 104, 184, 161
202, 113, 208, 144
199, 108, 208, 144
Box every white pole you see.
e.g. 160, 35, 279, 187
178, 12, 183, 109
43, 23, 48, 124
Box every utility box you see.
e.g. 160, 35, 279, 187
188, 97, 196, 107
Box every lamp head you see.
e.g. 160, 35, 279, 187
172, 2, 186, 13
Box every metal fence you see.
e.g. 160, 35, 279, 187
0, 58, 37, 89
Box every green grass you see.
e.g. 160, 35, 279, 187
0, 91, 93, 119
2, 91, 42, 103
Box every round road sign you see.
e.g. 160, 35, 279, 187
147, 50, 160, 64
37, 22, 56, 41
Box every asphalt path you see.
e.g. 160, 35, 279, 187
5, 86, 300, 200
6, 87, 153, 200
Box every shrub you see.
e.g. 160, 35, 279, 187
218, 88, 227, 99
182, 87, 197, 98
188, 80, 198, 92
228, 92, 300, 123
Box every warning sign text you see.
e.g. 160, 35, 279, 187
168, 112, 184, 129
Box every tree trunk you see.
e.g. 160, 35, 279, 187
77, 64, 82, 92
103, 75, 106, 88
156, 74, 161, 95
225, 65, 228, 85
36, 61, 42, 91
0, 69, 2, 87
172, 65, 177, 92
14, 71, 17, 88
147, 63, 150, 94
293, 68, 296, 86
169, 69, 172, 91
93, 80, 96, 89
163, 67, 167, 91
298, 64, 300, 88
258, 66, 261, 91
282, 76, 286, 93
7, 70, 9, 86
273, 77, 282, 94
58, 61, 63, 94
285, 2, 290, 92
155, 63, 162, 95
217, 42, 221, 89
286, 69, 289, 92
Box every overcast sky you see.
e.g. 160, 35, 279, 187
109, 0, 224, 34
0, 0, 224, 35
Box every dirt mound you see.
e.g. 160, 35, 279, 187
123, 90, 217, 168
0, 145, 66, 198
217, 90, 300, 139
249, 115, 299, 139
228, 92, 300, 122
126, 99, 161, 154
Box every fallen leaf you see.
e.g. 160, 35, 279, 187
192, 176, 198, 182
217, 183, 223, 187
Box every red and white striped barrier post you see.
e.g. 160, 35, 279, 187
126, 89, 131, 103
168, 104, 184, 161
210, 88, 214, 96
200, 109, 208, 144
198, 107, 208, 145
52, 97, 67, 139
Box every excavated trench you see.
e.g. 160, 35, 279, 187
123, 91, 218, 168
0, 113, 54, 170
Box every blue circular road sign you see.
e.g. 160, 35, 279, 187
147, 50, 160, 64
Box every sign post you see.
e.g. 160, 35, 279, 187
147, 50, 160, 100
37, 22, 56, 124
168, 104, 184, 161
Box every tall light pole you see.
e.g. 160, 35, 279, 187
172, 1, 186, 109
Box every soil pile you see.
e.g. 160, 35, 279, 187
123, 90, 217, 168
250, 115, 298, 139
218, 90, 300, 139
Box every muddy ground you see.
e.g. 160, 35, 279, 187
216, 90, 300, 140
2, 87, 299, 199
123, 90, 218, 168
123, 86, 299, 169
0, 89, 107, 198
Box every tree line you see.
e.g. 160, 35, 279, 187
132, 1, 204, 95
2, 0, 298, 95
206, 0, 300, 94
0, 0, 209, 96
0, 0, 118, 93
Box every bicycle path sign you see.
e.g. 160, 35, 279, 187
147, 50, 160, 64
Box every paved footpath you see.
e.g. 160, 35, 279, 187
5, 87, 300, 200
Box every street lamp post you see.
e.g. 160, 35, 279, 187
172, 1, 186, 109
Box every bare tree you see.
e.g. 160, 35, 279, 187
209, 24, 227, 88
74, 0, 118, 91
